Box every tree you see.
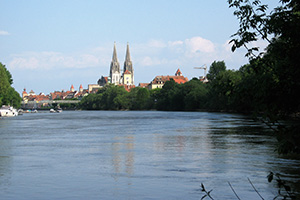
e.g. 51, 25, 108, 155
0, 63, 10, 105
0, 62, 21, 108
228, 0, 300, 153
182, 78, 208, 110
129, 87, 150, 110
207, 68, 242, 111
228, 0, 271, 58
156, 79, 183, 111
207, 61, 226, 81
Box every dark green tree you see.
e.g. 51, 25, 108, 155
129, 87, 150, 110
0, 62, 21, 108
156, 79, 183, 111
207, 68, 242, 111
182, 78, 208, 110
228, 0, 300, 153
207, 61, 226, 81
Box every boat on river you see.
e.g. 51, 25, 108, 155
0, 105, 18, 117
50, 108, 63, 113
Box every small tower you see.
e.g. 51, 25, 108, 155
109, 42, 121, 85
175, 69, 182, 76
22, 88, 28, 100
122, 70, 132, 85
79, 84, 83, 92
123, 42, 134, 85
70, 84, 75, 92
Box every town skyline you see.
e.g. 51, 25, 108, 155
0, 0, 280, 95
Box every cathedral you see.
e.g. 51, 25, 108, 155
98, 42, 134, 86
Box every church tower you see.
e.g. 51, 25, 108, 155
123, 43, 134, 85
109, 42, 121, 84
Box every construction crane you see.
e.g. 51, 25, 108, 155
194, 64, 208, 83
194, 64, 207, 76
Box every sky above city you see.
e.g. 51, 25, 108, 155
0, 0, 280, 95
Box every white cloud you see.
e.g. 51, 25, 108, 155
168, 40, 184, 46
9, 51, 102, 70
0, 30, 9, 35
185, 37, 215, 54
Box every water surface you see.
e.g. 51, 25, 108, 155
0, 111, 299, 199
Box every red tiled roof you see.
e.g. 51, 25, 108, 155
151, 75, 188, 85
119, 84, 135, 92
138, 83, 149, 88
27, 95, 50, 101
124, 70, 131, 74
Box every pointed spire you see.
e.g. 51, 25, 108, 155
123, 42, 134, 85
125, 42, 131, 62
112, 41, 118, 62
123, 42, 133, 72
70, 84, 74, 92
110, 42, 121, 84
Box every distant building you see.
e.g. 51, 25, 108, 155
22, 88, 28, 100
29, 89, 36, 96
88, 84, 101, 93
98, 76, 109, 87
117, 84, 135, 92
97, 42, 134, 91
120, 43, 134, 85
109, 42, 121, 85
138, 83, 149, 88
199, 76, 209, 83
70, 84, 75, 92
50, 84, 88, 99
148, 68, 188, 89
79, 84, 83, 92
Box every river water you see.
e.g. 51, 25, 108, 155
0, 111, 299, 199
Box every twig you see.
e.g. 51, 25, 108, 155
228, 182, 241, 200
248, 178, 265, 200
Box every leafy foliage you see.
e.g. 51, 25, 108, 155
228, 0, 300, 154
0, 62, 21, 108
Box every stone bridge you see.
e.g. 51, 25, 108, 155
21, 100, 80, 109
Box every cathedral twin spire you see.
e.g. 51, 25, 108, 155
109, 42, 134, 85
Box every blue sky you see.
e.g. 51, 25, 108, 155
0, 0, 280, 95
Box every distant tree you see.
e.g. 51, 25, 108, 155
207, 68, 242, 111
207, 61, 226, 81
129, 87, 150, 110
156, 79, 183, 111
148, 88, 161, 109
182, 78, 208, 110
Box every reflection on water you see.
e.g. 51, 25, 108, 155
0, 111, 299, 200
111, 136, 135, 180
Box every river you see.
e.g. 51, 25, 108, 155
0, 111, 299, 199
